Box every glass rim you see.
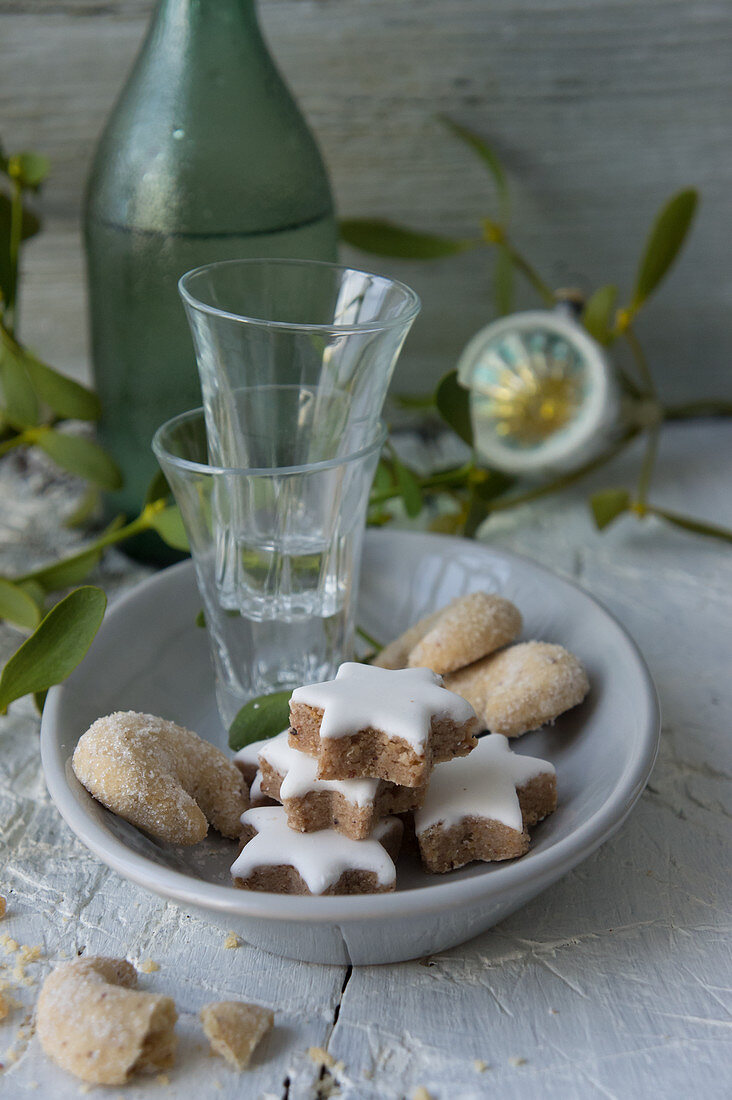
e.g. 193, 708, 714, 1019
178, 257, 421, 334
152, 405, 388, 478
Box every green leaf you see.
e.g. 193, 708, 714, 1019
228, 690, 292, 751
435, 370, 474, 447
149, 505, 189, 551
195, 609, 206, 629
651, 506, 732, 545
33, 429, 123, 490
371, 460, 393, 496
494, 245, 514, 316
340, 218, 476, 259
631, 189, 698, 312
0, 585, 106, 714
22, 353, 101, 421
0, 337, 39, 428
590, 488, 631, 530
144, 467, 171, 505
7, 152, 51, 190
393, 458, 423, 518
0, 578, 42, 630
583, 284, 618, 345
0, 194, 41, 304
437, 115, 509, 219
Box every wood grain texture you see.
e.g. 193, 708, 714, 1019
2, 0, 731, 399
1, 421, 731, 1097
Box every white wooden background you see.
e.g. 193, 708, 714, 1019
1, 419, 731, 1097
2, 0, 732, 400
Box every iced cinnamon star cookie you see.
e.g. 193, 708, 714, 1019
446, 641, 589, 737
231, 806, 403, 895
415, 734, 557, 872
242, 730, 424, 840
289, 663, 479, 788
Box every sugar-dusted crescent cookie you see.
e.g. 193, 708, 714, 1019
408, 592, 522, 674
372, 608, 444, 669
231, 806, 403, 895
246, 729, 424, 840
446, 641, 589, 737
415, 733, 557, 872
73, 711, 248, 845
289, 663, 479, 788
36, 956, 177, 1086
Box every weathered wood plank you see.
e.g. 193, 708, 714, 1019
1, 0, 731, 399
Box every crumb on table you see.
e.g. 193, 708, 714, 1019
138, 958, 160, 973
223, 932, 241, 949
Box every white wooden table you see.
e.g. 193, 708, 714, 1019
1, 420, 730, 1099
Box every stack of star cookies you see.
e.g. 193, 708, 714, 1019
231, 662, 480, 895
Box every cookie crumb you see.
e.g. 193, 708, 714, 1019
201, 1001, 273, 1070
0, 993, 9, 1021
412, 1089, 434, 1100
509, 1056, 527, 1067
20, 944, 42, 963
308, 1046, 335, 1068
138, 958, 160, 973
156, 1073, 171, 1085
0, 897, 6, 919
473, 1059, 488, 1072
548, 1007, 559, 1015
224, 932, 241, 949
0, 935, 19, 954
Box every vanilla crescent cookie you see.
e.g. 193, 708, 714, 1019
415, 733, 557, 872
231, 806, 403, 895
373, 592, 521, 674
408, 592, 522, 674
73, 711, 248, 845
36, 956, 177, 1085
372, 607, 444, 669
446, 641, 589, 737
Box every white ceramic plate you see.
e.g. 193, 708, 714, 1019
41, 530, 659, 966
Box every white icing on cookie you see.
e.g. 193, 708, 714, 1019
290, 663, 476, 755
414, 734, 554, 834
233, 734, 284, 769
261, 730, 381, 807
248, 769, 266, 806
231, 806, 398, 894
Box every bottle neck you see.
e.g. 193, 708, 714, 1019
147, 0, 263, 58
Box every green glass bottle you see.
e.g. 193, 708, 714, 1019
84, 0, 337, 547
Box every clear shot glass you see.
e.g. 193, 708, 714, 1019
153, 402, 386, 730
178, 258, 420, 467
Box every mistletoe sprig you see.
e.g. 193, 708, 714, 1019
0, 142, 186, 714
342, 117, 732, 544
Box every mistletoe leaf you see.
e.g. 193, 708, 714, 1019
34, 429, 123, 490
393, 458, 423, 518
145, 467, 171, 505
438, 115, 509, 218
0, 338, 39, 428
7, 152, 51, 190
590, 488, 631, 530
22, 353, 100, 421
435, 370, 473, 447
0, 585, 106, 713
229, 690, 292, 751
631, 189, 698, 312
494, 245, 514, 316
583, 285, 618, 345
340, 219, 475, 259
149, 505, 189, 551
0, 578, 42, 630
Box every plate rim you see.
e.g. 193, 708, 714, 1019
41, 529, 661, 925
